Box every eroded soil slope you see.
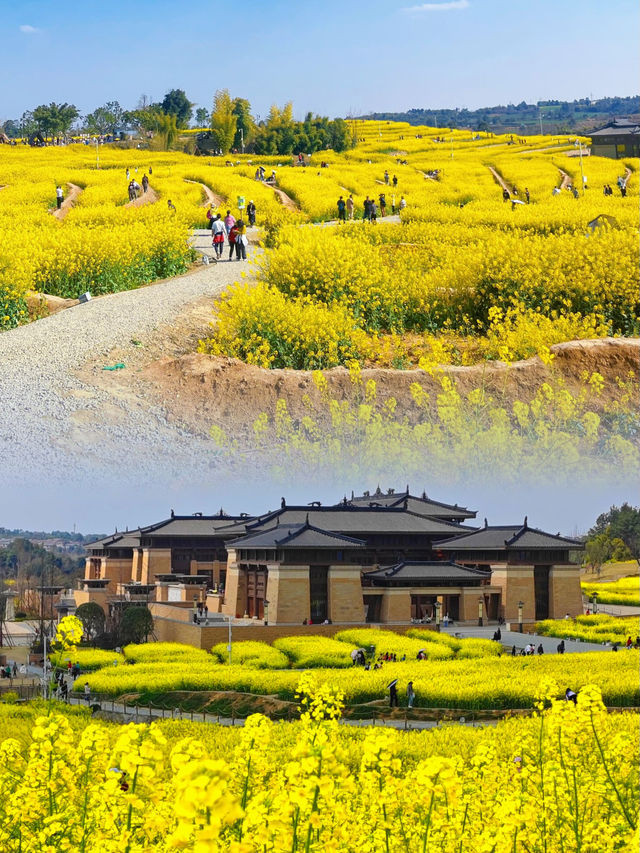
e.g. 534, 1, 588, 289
136, 337, 638, 440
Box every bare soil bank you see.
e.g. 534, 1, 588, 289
138, 337, 639, 440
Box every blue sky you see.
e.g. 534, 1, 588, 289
0, 475, 633, 537
1, 0, 638, 121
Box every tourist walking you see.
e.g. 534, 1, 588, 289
557, 640, 565, 654
363, 196, 371, 221
388, 679, 398, 708
525, 187, 530, 203
537, 644, 544, 655
141, 174, 149, 193
337, 196, 346, 222
379, 193, 386, 216
565, 687, 577, 705
84, 682, 91, 703
406, 681, 415, 708
384, 170, 389, 184
224, 210, 236, 234
369, 200, 377, 223
392, 174, 398, 187
399, 196, 406, 211
211, 215, 225, 258
346, 194, 355, 220
228, 223, 239, 260
56, 185, 64, 209
235, 219, 247, 260
247, 200, 256, 226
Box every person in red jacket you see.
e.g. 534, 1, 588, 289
227, 223, 238, 260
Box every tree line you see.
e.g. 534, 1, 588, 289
1, 88, 354, 155
583, 503, 640, 574
365, 95, 640, 133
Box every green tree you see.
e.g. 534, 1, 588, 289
32, 102, 79, 137
232, 98, 254, 151
1, 119, 21, 138
194, 107, 210, 128
584, 533, 613, 576
161, 89, 193, 127
19, 111, 37, 138
75, 602, 106, 640
155, 113, 179, 150
119, 606, 154, 645
210, 89, 237, 154
589, 504, 640, 562
85, 101, 124, 135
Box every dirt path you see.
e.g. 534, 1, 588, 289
557, 168, 572, 190
417, 170, 437, 182
487, 166, 511, 194
53, 183, 82, 220
126, 186, 159, 208
184, 179, 225, 208
272, 186, 299, 211
0, 249, 255, 491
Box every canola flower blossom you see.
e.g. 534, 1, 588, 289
0, 680, 637, 851
581, 576, 640, 607
77, 646, 640, 710
537, 613, 640, 645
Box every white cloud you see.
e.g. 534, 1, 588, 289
19, 24, 41, 34
404, 0, 469, 11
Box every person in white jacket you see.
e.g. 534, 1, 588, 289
211, 215, 226, 259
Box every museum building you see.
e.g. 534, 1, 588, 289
76, 488, 584, 628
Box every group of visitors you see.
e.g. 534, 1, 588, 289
127, 179, 142, 201
53, 670, 69, 701
193, 602, 209, 624
387, 679, 415, 708
208, 208, 249, 260
0, 662, 17, 679
336, 193, 406, 222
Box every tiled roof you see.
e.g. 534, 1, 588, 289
434, 522, 583, 550
590, 119, 640, 137
344, 488, 476, 519
244, 506, 475, 536
140, 514, 250, 538
87, 531, 140, 550
365, 561, 491, 585
230, 523, 366, 549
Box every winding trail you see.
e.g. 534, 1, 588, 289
184, 179, 226, 208
125, 186, 159, 208
487, 165, 512, 194
53, 183, 82, 220
557, 168, 572, 190
0, 234, 254, 491
272, 185, 299, 211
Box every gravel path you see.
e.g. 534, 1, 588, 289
0, 230, 253, 488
